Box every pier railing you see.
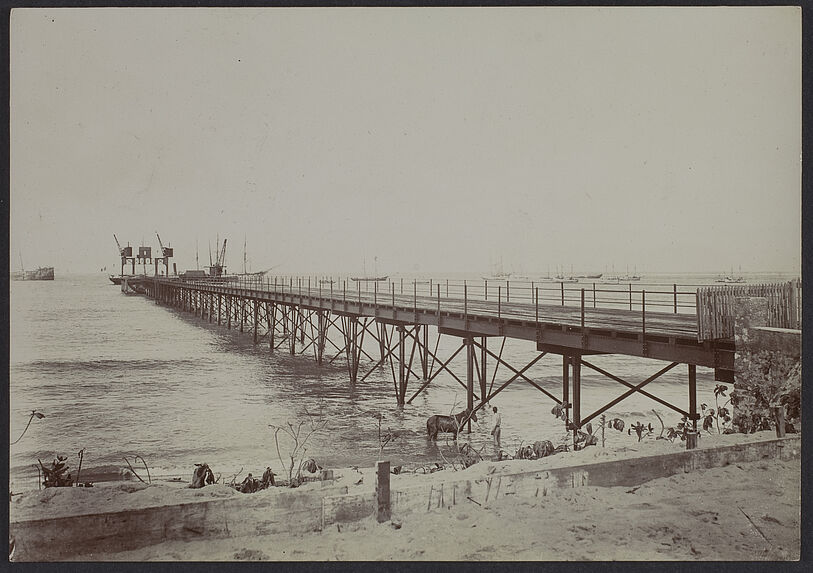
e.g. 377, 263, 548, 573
255, 276, 703, 314
696, 280, 802, 341
174, 275, 799, 343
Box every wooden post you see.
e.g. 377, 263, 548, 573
687, 364, 698, 449
580, 288, 585, 328
436, 284, 441, 325
772, 406, 786, 438
535, 287, 538, 324
673, 283, 678, 314
375, 460, 391, 523
788, 279, 799, 329
498, 286, 501, 320
464, 283, 468, 327
641, 290, 646, 345
253, 300, 259, 344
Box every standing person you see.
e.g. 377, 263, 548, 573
491, 406, 502, 449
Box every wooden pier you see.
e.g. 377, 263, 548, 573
135, 275, 800, 450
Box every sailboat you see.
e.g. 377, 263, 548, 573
618, 266, 641, 282
554, 265, 578, 283
715, 266, 746, 284
351, 256, 388, 282
482, 256, 512, 281
535, 266, 556, 282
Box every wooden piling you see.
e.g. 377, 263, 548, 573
687, 364, 698, 449
376, 460, 391, 523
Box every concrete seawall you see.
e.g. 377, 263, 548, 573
10, 436, 800, 561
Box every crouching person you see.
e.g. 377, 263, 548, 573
261, 466, 275, 488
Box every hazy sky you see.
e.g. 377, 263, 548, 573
10, 7, 801, 275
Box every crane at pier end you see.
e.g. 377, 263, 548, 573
208, 238, 228, 278
154, 233, 174, 277
112, 233, 136, 279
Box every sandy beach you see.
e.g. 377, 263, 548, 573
9, 430, 801, 561
63, 457, 800, 561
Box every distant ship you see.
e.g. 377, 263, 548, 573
11, 253, 54, 281
12, 266, 54, 281
481, 272, 512, 281
109, 274, 144, 285
715, 267, 746, 284
555, 274, 579, 283
353, 256, 387, 282
715, 274, 746, 284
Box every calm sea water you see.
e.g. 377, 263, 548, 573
9, 271, 796, 490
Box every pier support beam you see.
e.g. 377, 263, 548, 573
687, 364, 698, 449
572, 354, 582, 447
397, 325, 406, 405
466, 337, 474, 433
289, 306, 297, 355
563, 355, 571, 434
253, 300, 259, 344
267, 302, 276, 352
419, 325, 429, 380
316, 311, 327, 365
480, 337, 487, 406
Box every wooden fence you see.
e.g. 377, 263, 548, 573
696, 280, 801, 341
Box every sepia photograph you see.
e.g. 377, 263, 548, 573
8, 5, 803, 562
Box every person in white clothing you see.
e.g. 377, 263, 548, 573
491, 406, 501, 448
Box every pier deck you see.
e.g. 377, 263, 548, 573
147, 278, 731, 370
135, 275, 799, 449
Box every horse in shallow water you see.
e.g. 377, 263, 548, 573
426, 408, 477, 440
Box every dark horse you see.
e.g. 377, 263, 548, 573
426, 408, 478, 441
